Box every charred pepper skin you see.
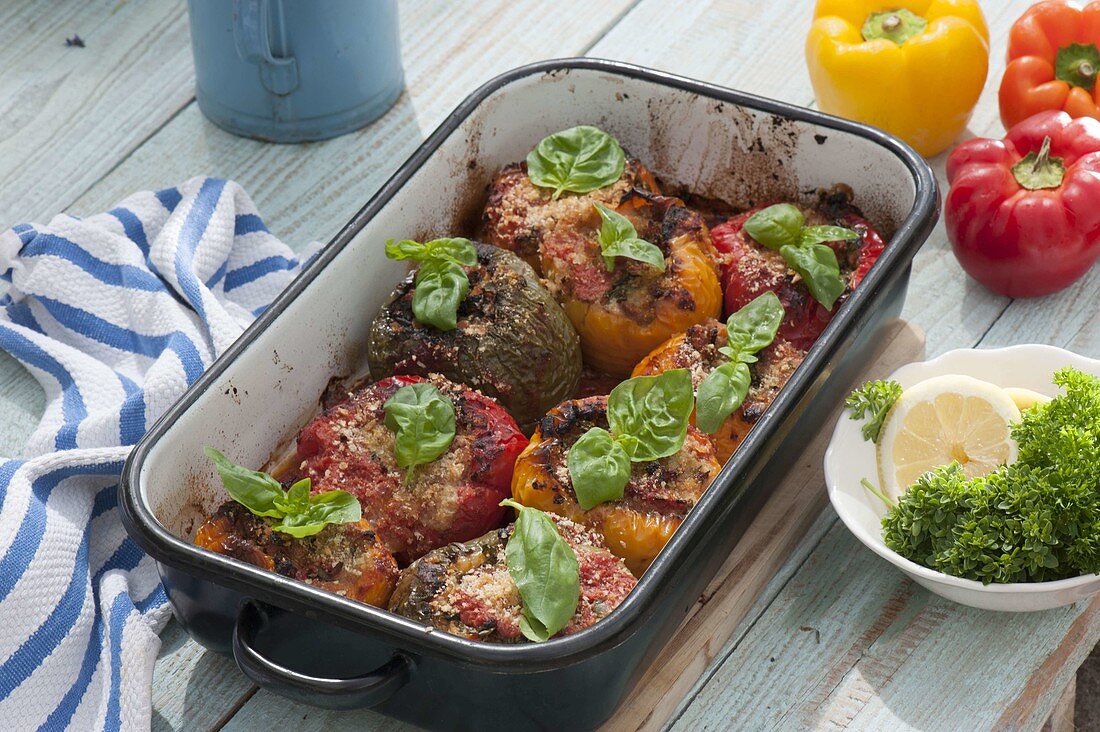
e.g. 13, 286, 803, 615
946, 111, 1100, 298
367, 243, 582, 432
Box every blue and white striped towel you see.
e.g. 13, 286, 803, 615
0, 177, 310, 729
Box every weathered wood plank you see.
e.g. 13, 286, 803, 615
589, 0, 816, 98
1041, 678, 1076, 732
0, 0, 194, 229
672, 518, 1100, 732
66, 0, 635, 246
150, 620, 256, 732
604, 322, 924, 732
1065, 308, 1098, 356
978, 273, 1100, 357
219, 690, 408, 732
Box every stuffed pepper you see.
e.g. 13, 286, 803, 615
296, 374, 528, 563
482, 126, 723, 376
632, 292, 802, 464
710, 188, 886, 351
196, 450, 399, 607
511, 370, 720, 575
368, 238, 582, 431
389, 506, 636, 643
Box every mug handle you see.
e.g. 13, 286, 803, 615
232, 0, 299, 95
232, 599, 413, 710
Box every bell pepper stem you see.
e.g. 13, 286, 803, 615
861, 9, 928, 45
1012, 136, 1066, 191
1055, 43, 1100, 90
1032, 137, 1051, 173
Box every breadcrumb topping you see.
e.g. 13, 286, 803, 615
389, 515, 636, 642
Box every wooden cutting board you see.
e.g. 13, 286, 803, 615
603, 320, 926, 732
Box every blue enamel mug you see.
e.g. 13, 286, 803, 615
186, 0, 404, 142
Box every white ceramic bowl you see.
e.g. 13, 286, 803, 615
824, 344, 1100, 612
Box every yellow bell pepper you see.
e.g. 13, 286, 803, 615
806, 0, 990, 157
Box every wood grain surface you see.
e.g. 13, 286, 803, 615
604, 322, 925, 732
0, 0, 1096, 730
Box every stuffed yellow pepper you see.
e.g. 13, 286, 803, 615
511, 370, 720, 575
481, 125, 722, 376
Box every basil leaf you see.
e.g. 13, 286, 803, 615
725, 291, 784, 358
567, 427, 632, 510
694, 292, 784, 434
411, 259, 470, 331
800, 225, 858, 247
273, 477, 311, 517
695, 361, 752, 434
499, 499, 580, 642
383, 382, 457, 481
738, 205, 850, 310
385, 238, 427, 261
607, 369, 695, 462
422, 237, 478, 267
386, 237, 477, 331
743, 203, 804, 250
204, 447, 283, 518
519, 613, 553, 643
526, 125, 626, 199
273, 489, 362, 538
205, 448, 361, 538
593, 203, 666, 272
779, 243, 845, 311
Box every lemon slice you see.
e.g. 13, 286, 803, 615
877, 375, 1021, 500
1003, 387, 1051, 411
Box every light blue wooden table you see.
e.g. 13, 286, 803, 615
1, 1, 1096, 730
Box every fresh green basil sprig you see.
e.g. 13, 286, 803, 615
526, 125, 626, 199
204, 447, 361, 538
500, 498, 580, 642
593, 203, 666, 272
742, 203, 858, 310
567, 369, 694, 511
383, 382, 457, 483
694, 292, 785, 434
385, 237, 478, 331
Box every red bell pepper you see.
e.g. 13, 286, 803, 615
945, 111, 1100, 298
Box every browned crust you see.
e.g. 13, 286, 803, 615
388, 516, 636, 643
194, 502, 399, 607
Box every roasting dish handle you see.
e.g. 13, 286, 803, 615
232, 599, 413, 710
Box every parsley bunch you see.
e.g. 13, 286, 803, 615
881, 368, 1100, 584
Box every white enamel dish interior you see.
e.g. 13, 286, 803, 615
136, 65, 919, 571
825, 345, 1100, 612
